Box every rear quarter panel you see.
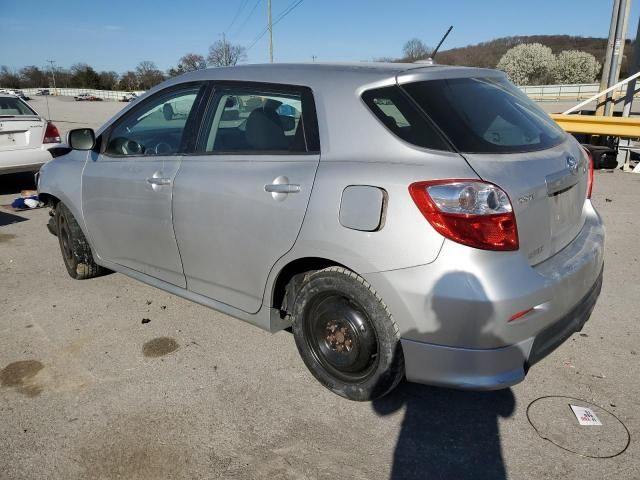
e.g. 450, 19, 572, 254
265, 74, 481, 305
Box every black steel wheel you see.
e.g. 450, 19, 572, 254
55, 202, 104, 279
292, 267, 404, 401
303, 293, 379, 383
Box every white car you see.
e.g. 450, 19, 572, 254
121, 92, 138, 102
0, 93, 61, 175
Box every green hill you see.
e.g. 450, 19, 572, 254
434, 35, 633, 77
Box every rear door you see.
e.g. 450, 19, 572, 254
400, 73, 587, 264
172, 83, 320, 313
82, 83, 206, 287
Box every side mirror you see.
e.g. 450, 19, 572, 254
68, 128, 96, 150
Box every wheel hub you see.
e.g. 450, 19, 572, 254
305, 295, 379, 382
325, 320, 353, 353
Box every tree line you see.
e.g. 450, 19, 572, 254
0, 39, 246, 91
2, 34, 613, 90
382, 37, 605, 86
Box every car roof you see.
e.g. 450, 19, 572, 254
170, 62, 499, 89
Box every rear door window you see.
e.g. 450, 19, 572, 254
201, 85, 319, 154
402, 77, 566, 153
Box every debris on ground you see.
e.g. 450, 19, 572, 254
141, 318, 151, 324
570, 405, 602, 426
11, 195, 44, 210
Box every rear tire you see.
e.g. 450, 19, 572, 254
55, 202, 104, 279
291, 267, 404, 401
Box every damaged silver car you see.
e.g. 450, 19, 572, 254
38, 63, 604, 400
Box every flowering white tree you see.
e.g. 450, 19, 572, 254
497, 43, 556, 85
552, 50, 601, 84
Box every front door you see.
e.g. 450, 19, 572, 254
172, 84, 320, 313
83, 83, 204, 287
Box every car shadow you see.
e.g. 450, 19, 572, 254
373, 271, 522, 479
373, 382, 515, 479
0, 172, 37, 195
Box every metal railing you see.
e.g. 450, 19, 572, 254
520, 82, 636, 101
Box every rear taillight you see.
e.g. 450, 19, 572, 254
582, 147, 594, 199
409, 180, 519, 251
43, 121, 61, 144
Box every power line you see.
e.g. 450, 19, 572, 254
246, 0, 306, 50
246, 0, 305, 51
226, 0, 250, 33
231, 0, 263, 36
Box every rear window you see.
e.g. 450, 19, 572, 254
0, 97, 37, 116
402, 77, 566, 153
361, 86, 449, 151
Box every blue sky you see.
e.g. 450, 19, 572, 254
1, 0, 639, 72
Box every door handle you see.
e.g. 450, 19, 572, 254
264, 183, 300, 194
146, 177, 171, 186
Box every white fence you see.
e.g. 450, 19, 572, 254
520, 82, 637, 101
3, 83, 639, 103
4, 87, 147, 102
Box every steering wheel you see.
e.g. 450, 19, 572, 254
121, 139, 144, 155
153, 142, 173, 155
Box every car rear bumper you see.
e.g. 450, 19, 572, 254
400, 265, 602, 389
364, 200, 605, 389
0, 146, 55, 174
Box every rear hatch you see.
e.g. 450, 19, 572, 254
398, 71, 587, 264
0, 96, 45, 152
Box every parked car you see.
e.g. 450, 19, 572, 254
74, 93, 103, 101
37, 63, 604, 401
0, 89, 30, 101
0, 94, 61, 174
121, 92, 138, 102
36, 89, 50, 96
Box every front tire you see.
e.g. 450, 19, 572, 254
291, 267, 404, 401
55, 202, 104, 279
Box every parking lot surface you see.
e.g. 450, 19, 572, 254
1, 98, 639, 479
26, 96, 126, 139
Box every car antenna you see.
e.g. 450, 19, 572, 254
430, 25, 453, 61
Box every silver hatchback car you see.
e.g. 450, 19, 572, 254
38, 63, 604, 401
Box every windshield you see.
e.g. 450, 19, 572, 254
402, 77, 566, 154
0, 96, 38, 116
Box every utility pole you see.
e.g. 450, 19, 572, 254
597, 0, 630, 116
623, 17, 640, 117
222, 32, 228, 66
268, 0, 273, 63
46, 59, 57, 95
